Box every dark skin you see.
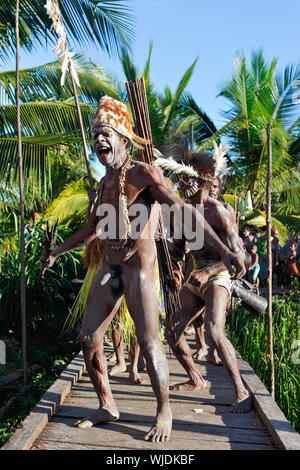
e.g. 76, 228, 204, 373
198, 177, 237, 365
166, 183, 251, 413
41, 125, 246, 441
108, 322, 145, 384
184, 177, 237, 364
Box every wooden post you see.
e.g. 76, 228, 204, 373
68, 62, 93, 188
189, 123, 194, 152
266, 123, 275, 399
15, 0, 27, 385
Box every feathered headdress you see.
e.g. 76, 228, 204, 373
92, 96, 148, 148
153, 149, 198, 178
211, 141, 233, 179
153, 142, 232, 181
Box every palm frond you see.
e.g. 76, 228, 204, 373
45, 178, 90, 226
0, 0, 136, 60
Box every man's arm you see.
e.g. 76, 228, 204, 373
40, 202, 98, 269
211, 204, 246, 275
141, 165, 245, 278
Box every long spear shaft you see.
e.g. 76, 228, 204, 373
15, 0, 27, 385
266, 123, 275, 399
68, 62, 93, 188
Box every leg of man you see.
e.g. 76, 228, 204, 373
191, 311, 208, 360
75, 258, 124, 428
123, 243, 172, 442
128, 339, 144, 384
108, 318, 127, 376
166, 287, 207, 391
204, 285, 251, 413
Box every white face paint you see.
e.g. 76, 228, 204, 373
92, 125, 128, 169
178, 175, 200, 200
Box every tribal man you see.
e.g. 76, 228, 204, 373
40, 96, 246, 442
161, 149, 252, 413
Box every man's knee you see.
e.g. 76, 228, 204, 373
139, 337, 162, 361
206, 321, 225, 346
80, 328, 102, 350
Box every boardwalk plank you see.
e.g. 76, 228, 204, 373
57, 397, 264, 430
5, 343, 300, 450
31, 416, 272, 448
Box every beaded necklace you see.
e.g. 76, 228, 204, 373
119, 154, 132, 240
99, 154, 132, 251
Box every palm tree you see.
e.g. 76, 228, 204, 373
0, 55, 119, 240
120, 42, 199, 147
0, 0, 135, 62
196, 49, 300, 238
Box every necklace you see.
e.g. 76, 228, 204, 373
119, 154, 132, 240
97, 155, 132, 251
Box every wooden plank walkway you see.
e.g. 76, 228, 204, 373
3, 340, 300, 451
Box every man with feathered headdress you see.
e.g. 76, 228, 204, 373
155, 144, 251, 413
41, 96, 247, 442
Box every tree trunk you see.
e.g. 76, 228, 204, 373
266, 123, 275, 399
15, 0, 27, 385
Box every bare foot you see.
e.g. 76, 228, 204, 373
170, 378, 206, 392
144, 406, 172, 443
231, 393, 252, 414
108, 361, 127, 376
206, 349, 222, 366
192, 346, 208, 360
129, 370, 144, 384
74, 407, 119, 428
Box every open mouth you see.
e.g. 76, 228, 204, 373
97, 144, 111, 158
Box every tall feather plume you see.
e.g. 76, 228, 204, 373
44, 0, 80, 87
211, 141, 233, 178
153, 149, 198, 178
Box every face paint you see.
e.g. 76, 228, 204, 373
178, 175, 200, 200
92, 125, 128, 169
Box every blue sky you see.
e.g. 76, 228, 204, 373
5, 0, 299, 128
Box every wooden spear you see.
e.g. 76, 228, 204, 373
15, 0, 27, 385
45, 0, 93, 189
266, 123, 275, 399
189, 123, 194, 151
68, 62, 94, 188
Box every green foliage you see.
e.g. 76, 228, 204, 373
227, 295, 300, 433
0, 0, 135, 62
199, 49, 300, 216
0, 222, 86, 338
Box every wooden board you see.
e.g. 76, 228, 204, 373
31, 417, 273, 451
3, 342, 300, 451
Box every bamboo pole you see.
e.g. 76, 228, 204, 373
15, 0, 27, 385
125, 78, 181, 328
266, 123, 275, 399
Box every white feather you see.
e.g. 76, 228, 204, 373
44, 0, 80, 87
153, 154, 199, 179
211, 141, 233, 178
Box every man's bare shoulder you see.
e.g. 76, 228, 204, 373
207, 197, 233, 225
207, 196, 227, 213
133, 160, 168, 184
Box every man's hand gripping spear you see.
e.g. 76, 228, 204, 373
38, 220, 59, 281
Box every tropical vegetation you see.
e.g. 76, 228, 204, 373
0, 0, 299, 448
